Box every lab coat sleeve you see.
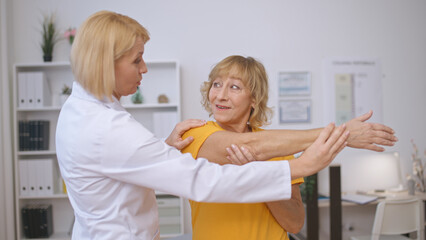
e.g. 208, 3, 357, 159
100, 113, 292, 203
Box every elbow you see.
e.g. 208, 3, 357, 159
293, 206, 306, 233
275, 213, 305, 233
284, 220, 304, 234
288, 222, 304, 234
283, 209, 305, 233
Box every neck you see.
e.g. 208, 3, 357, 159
217, 121, 251, 133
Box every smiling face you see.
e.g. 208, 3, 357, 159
208, 73, 255, 133
113, 38, 147, 100
202, 56, 272, 130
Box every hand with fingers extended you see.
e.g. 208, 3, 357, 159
226, 144, 255, 165
289, 123, 349, 179
346, 110, 398, 152
165, 119, 206, 150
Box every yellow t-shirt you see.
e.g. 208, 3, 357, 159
181, 121, 304, 240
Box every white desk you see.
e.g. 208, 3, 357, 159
317, 191, 426, 208
295, 191, 426, 240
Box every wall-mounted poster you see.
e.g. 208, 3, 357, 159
322, 58, 382, 126
278, 72, 311, 96
279, 99, 311, 123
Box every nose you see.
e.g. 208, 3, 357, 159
217, 86, 228, 100
140, 60, 148, 74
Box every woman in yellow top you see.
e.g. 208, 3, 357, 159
181, 55, 397, 239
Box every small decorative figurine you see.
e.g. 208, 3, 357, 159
157, 94, 169, 103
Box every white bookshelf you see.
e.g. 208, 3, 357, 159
13, 60, 184, 239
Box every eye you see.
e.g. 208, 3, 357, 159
134, 58, 142, 64
212, 82, 221, 88
231, 85, 240, 90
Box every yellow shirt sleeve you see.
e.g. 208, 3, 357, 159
181, 121, 223, 159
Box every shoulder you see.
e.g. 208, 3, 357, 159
181, 121, 223, 156
182, 121, 223, 139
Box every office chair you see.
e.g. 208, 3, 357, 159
350, 198, 424, 240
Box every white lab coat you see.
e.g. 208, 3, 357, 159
56, 82, 292, 240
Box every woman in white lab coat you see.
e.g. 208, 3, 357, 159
55, 10, 393, 240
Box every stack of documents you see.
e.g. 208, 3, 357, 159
341, 193, 378, 205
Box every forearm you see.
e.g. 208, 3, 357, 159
247, 129, 322, 160
266, 185, 305, 233
198, 128, 322, 165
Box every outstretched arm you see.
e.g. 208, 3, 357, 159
199, 123, 348, 180
199, 111, 396, 166
198, 128, 322, 165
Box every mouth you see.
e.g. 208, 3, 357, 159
215, 104, 230, 110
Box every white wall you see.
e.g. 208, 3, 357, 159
4, 0, 426, 238
1, 0, 15, 239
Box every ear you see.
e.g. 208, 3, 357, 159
251, 98, 256, 109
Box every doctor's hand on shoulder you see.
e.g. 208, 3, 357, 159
165, 119, 207, 150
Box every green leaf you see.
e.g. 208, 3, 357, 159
40, 13, 59, 57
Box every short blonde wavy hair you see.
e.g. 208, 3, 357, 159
70, 10, 150, 100
201, 55, 273, 129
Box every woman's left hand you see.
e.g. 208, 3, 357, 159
345, 110, 398, 152
165, 119, 206, 150
226, 144, 256, 165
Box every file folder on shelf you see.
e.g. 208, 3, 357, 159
18, 120, 50, 151
26, 75, 36, 108
27, 160, 38, 196
17, 72, 51, 109
20, 159, 56, 197
21, 204, 53, 238
17, 72, 28, 107
41, 159, 54, 195
32, 72, 51, 107
19, 160, 29, 196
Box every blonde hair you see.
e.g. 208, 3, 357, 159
70, 10, 150, 100
201, 55, 273, 128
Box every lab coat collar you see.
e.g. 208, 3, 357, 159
71, 81, 124, 111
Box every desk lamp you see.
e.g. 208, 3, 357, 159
341, 152, 403, 194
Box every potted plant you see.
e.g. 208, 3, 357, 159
41, 13, 59, 62
64, 27, 76, 45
